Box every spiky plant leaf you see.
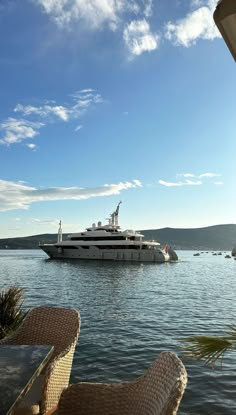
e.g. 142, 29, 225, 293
225, 326, 236, 339
0, 287, 26, 339
182, 335, 234, 366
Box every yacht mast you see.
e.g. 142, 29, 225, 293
57, 220, 62, 243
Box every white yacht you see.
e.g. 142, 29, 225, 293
39, 202, 178, 262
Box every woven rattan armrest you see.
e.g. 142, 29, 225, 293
58, 352, 187, 415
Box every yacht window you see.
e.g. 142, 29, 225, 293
95, 245, 140, 250
70, 236, 127, 241
56, 246, 78, 249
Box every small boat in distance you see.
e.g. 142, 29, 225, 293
39, 202, 178, 262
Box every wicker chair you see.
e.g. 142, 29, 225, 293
0, 306, 80, 415
58, 351, 187, 415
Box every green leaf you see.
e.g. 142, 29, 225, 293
181, 335, 234, 366
0, 286, 26, 339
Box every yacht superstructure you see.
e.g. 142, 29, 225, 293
39, 202, 178, 262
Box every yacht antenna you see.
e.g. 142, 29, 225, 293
111, 201, 122, 227
115, 201, 122, 216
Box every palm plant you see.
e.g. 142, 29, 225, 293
182, 326, 236, 366
0, 286, 26, 339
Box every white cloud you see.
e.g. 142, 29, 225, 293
165, 0, 220, 47
143, 0, 153, 18
15, 104, 70, 121
214, 181, 224, 185
199, 172, 221, 178
196, 0, 218, 7
159, 179, 202, 187
75, 125, 83, 132
123, 19, 159, 56
178, 173, 195, 178
185, 179, 202, 185
0, 118, 44, 145
0, 179, 142, 212
33, 1, 157, 56
70, 90, 104, 109
133, 179, 142, 187
15, 89, 103, 122
159, 171, 222, 187
30, 218, 59, 226
35, 0, 119, 28
159, 180, 182, 187
178, 172, 221, 178
26, 143, 37, 150
1, 90, 103, 146
79, 88, 95, 93
191, 0, 202, 6
34, 0, 145, 29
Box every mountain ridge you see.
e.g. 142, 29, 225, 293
0, 224, 235, 251
138, 224, 236, 250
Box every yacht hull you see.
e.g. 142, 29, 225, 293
39, 244, 176, 262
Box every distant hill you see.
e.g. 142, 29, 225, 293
140, 224, 236, 251
0, 224, 235, 251
0, 234, 61, 250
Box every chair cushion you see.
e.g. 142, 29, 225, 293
13, 375, 43, 415
13, 404, 40, 415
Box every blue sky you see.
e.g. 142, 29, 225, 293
0, 0, 235, 238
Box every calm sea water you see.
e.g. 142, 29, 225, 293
0, 249, 236, 414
